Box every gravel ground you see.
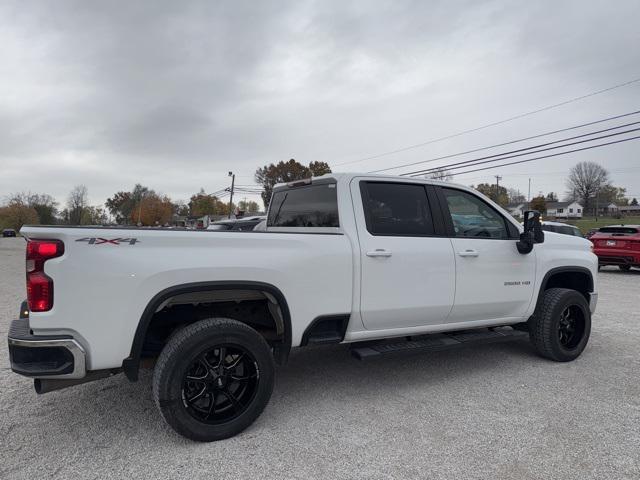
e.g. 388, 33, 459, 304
1, 236, 639, 479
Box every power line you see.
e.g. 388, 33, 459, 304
332, 76, 640, 167
401, 123, 640, 177
425, 135, 640, 177
368, 109, 640, 174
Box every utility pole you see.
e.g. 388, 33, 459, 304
494, 175, 502, 203
528, 178, 531, 207
227, 171, 235, 219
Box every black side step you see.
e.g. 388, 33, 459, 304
350, 328, 529, 360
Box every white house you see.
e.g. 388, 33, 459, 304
546, 201, 583, 219
506, 203, 526, 218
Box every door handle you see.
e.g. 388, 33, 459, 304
457, 249, 479, 257
366, 249, 392, 258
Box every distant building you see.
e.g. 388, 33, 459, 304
506, 203, 527, 218
619, 205, 640, 215
546, 201, 583, 219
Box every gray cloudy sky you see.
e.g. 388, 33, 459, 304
1, 0, 640, 209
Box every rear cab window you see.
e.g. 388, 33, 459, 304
267, 181, 339, 231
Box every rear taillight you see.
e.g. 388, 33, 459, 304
26, 239, 64, 312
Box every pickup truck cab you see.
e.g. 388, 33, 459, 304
9, 174, 598, 441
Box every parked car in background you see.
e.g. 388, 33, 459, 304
2, 229, 17, 237
207, 216, 266, 231
590, 225, 640, 271
540, 221, 583, 237
585, 228, 600, 240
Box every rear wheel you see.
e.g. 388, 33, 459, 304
619, 265, 631, 271
529, 288, 591, 362
152, 318, 275, 441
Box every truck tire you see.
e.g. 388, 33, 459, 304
152, 318, 275, 441
529, 288, 591, 362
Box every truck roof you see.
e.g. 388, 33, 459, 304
273, 172, 468, 190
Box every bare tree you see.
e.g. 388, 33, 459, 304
67, 185, 88, 225
566, 162, 610, 215
426, 167, 454, 182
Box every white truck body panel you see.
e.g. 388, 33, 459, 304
20, 173, 598, 372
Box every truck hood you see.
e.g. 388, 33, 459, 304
541, 230, 592, 251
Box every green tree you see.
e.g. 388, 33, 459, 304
238, 200, 260, 214
597, 185, 628, 206
545, 192, 558, 202
105, 191, 135, 224
255, 159, 332, 208
631, 198, 638, 206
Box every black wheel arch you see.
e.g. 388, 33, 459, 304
535, 266, 594, 308
122, 281, 292, 381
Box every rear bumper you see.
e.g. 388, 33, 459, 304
594, 249, 640, 266
7, 317, 86, 379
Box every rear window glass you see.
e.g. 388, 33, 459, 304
598, 227, 639, 235
267, 184, 339, 228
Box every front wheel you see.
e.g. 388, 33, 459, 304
152, 318, 275, 441
529, 288, 591, 362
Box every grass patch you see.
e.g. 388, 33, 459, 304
563, 216, 640, 234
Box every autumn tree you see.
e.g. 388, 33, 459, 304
530, 196, 546, 213
6, 192, 58, 224
473, 183, 508, 206
67, 185, 89, 225
0, 204, 39, 231
566, 162, 610, 215
132, 195, 173, 225
189, 189, 233, 217
255, 159, 332, 208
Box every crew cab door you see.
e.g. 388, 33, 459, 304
436, 186, 536, 323
352, 179, 456, 330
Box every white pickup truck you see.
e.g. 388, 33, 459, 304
9, 174, 598, 441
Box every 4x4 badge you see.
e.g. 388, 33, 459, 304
76, 237, 139, 245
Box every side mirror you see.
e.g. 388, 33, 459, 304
517, 210, 544, 254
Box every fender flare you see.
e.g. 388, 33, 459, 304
534, 266, 594, 309
121, 281, 292, 381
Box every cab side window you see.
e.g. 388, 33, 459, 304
442, 188, 509, 239
361, 182, 434, 236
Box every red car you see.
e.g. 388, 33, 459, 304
591, 225, 640, 271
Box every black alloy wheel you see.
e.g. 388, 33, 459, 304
557, 305, 585, 350
153, 318, 275, 442
182, 345, 259, 424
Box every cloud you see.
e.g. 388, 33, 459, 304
0, 0, 639, 206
